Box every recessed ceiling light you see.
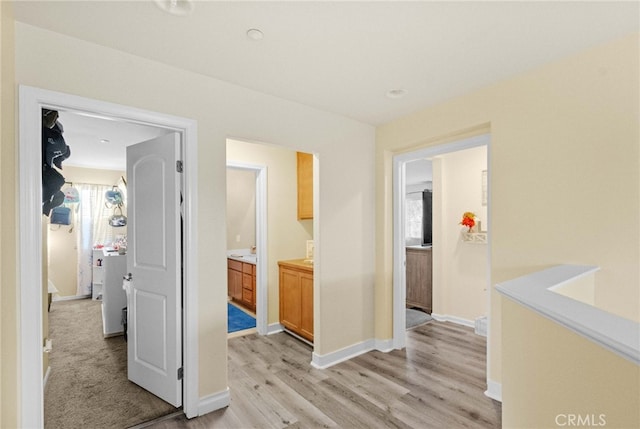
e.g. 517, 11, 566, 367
246, 28, 264, 41
155, 0, 194, 17
100, 139, 110, 144
386, 89, 408, 99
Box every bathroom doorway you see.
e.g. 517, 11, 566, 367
226, 162, 268, 335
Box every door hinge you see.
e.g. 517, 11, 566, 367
176, 160, 183, 173
177, 367, 184, 380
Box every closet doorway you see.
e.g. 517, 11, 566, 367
18, 86, 200, 428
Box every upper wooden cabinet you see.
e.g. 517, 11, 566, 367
297, 152, 313, 220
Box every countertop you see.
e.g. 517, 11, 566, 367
227, 254, 257, 265
278, 258, 314, 273
406, 245, 432, 250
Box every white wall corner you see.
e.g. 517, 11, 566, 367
43, 366, 52, 388
197, 387, 231, 417
485, 379, 502, 402
311, 339, 375, 369
374, 338, 394, 353
267, 323, 284, 335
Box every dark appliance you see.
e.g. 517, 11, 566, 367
422, 190, 433, 245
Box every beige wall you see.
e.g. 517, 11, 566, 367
226, 167, 257, 250
376, 32, 639, 398
227, 140, 313, 326
0, 1, 17, 426
502, 299, 640, 428
432, 146, 488, 321
47, 166, 125, 298
7, 21, 375, 421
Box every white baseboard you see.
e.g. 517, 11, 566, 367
52, 294, 91, 302
311, 339, 375, 369
43, 366, 51, 388
485, 379, 502, 402
267, 322, 284, 335
431, 313, 475, 329
374, 338, 394, 353
197, 387, 230, 416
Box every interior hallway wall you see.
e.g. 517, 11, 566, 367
0, 1, 18, 425
376, 33, 639, 398
11, 22, 375, 412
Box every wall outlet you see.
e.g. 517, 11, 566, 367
43, 338, 52, 353
306, 240, 314, 260
235, 234, 241, 243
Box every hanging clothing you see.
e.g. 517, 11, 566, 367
42, 121, 71, 170
41, 115, 71, 216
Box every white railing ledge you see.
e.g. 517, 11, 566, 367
496, 265, 640, 365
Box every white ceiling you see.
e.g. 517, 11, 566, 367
56, 111, 170, 171
406, 158, 433, 186
16, 1, 639, 169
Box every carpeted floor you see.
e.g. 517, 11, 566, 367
45, 299, 176, 429
406, 308, 433, 329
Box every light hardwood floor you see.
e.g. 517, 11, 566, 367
145, 321, 501, 428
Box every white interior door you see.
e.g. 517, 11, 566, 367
126, 132, 182, 407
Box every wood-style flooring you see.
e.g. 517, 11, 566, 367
145, 321, 501, 429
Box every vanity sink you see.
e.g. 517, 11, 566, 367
228, 253, 257, 264
242, 255, 257, 264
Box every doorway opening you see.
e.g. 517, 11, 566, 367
392, 133, 491, 372
226, 138, 317, 352
18, 86, 200, 427
225, 162, 268, 336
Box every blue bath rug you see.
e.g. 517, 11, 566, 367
228, 303, 256, 333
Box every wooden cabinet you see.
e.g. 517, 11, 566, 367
406, 246, 432, 313
228, 258, 255, 312
297, 152, 313, 220
278, 259, 314, 342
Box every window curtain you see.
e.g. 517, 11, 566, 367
405, 190, 433, 246
75, 183, 113, 296
405, 191, 423, 246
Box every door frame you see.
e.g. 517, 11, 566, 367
392, 133, 491, 348
18, 86, 200, 427
226, 161, 268, 335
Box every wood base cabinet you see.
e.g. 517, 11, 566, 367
406, 246, 432, 313
278, 259, 313, 342
228, 258, 256, 312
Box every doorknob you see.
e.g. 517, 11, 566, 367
123, 273, 133, 281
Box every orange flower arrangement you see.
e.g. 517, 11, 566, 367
460, 212, 476, 232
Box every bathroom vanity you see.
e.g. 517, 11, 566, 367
227, 255, 256, 312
